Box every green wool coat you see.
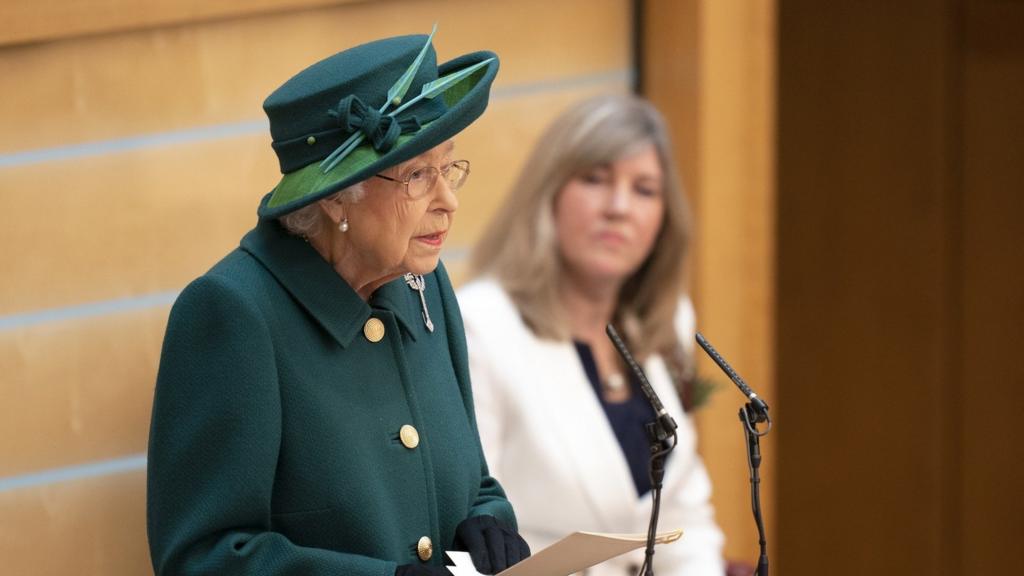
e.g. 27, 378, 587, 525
147, 217, 517, 576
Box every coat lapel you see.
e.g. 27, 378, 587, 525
240, 218, 428, 347
240, 219, 370, 348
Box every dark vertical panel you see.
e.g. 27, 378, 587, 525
631, 0, 644, 93
776, 2, 959, 574
961, 1, 1024, 572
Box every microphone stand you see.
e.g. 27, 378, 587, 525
740, 402, 770, 576
638, 419, 675, 576
696, 333, 771, 576
606, 325, 677, 576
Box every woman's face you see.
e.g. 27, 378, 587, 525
341, 141, 458, 280
553, 142, 665, 289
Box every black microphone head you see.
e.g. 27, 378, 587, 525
695, 332, 771, 417
607, 324, 676, 432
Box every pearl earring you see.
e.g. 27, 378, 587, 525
339, 218, 349, 233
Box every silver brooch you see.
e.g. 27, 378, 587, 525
403, 273, 434, 332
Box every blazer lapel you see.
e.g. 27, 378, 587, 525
532, 340, 642, 532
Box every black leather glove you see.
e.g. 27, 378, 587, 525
395, 564, 451, 576
453, 515, 531, 574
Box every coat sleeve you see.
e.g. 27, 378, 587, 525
433, 267, 519, 530
146, 274, 397, 576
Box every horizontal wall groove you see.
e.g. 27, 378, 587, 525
0, 121, 268, 169
0, 0, 367, 48
0, 291, 180, 332
0, 69, 631, 169
0, 453, 147, 493
0, 250, 474, 331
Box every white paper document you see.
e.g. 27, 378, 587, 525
445, 529, 683, 576
446, 551, 487, 576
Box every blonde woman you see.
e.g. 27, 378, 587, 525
457, 94, 725, 576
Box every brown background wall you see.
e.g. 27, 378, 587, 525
776, 0, 1023, 574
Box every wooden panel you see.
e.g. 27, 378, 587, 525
0, 135, 277, 316
0, 80, 630, 317
0, 0, 630, 153
0, 471, 149, 576
692, 0, 776, 564
776, 2, 958, 574
645, 0, 776, 562
961, 1, 1024, 572
0, 0, 353, 47
1, 0, 632, 313
643, 0, 700, 197
0, 307, 167, 477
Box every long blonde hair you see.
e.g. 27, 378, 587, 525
469, 94, 692, 369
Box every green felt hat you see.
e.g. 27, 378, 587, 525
258, 27, 499, 219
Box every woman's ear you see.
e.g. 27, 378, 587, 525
318, 196, 346, 226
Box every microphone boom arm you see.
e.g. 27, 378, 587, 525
606, 323, 677, 576
606, 324, 678, 436
695, 332, 771, 576
695, 332, 770, 425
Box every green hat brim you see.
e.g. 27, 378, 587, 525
258, 51, 498, 219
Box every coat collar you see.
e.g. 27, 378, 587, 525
370, 275, 421, 341
240, 218, 420, 347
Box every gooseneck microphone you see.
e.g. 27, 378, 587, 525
695, 332, 770, 421
695, 331, 771, 576
606, 324, 677, 435
606, 323, 677, 576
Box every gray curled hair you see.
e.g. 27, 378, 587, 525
278, 183, 365, 238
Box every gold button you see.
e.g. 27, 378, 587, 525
306, 136, 316, 145
363, 318, 385, 342
399, 425, 420, 449
417, 536, 432, 561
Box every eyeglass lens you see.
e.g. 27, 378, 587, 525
407, 161, 469, 197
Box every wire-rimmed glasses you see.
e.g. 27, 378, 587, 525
374, 159, 471, 199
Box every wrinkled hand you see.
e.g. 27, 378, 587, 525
395, 564, 452, 576
453, 515, 531, 574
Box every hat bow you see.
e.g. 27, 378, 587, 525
329, 95, 422, 154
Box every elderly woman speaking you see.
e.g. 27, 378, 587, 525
146, 31, 529, 576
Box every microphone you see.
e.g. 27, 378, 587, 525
696, 332, 771, 576
695, 332, 770, 419
607, 323, 677, 576
606, 324, 677, 436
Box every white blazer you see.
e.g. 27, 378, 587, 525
458, 279, 725, 576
